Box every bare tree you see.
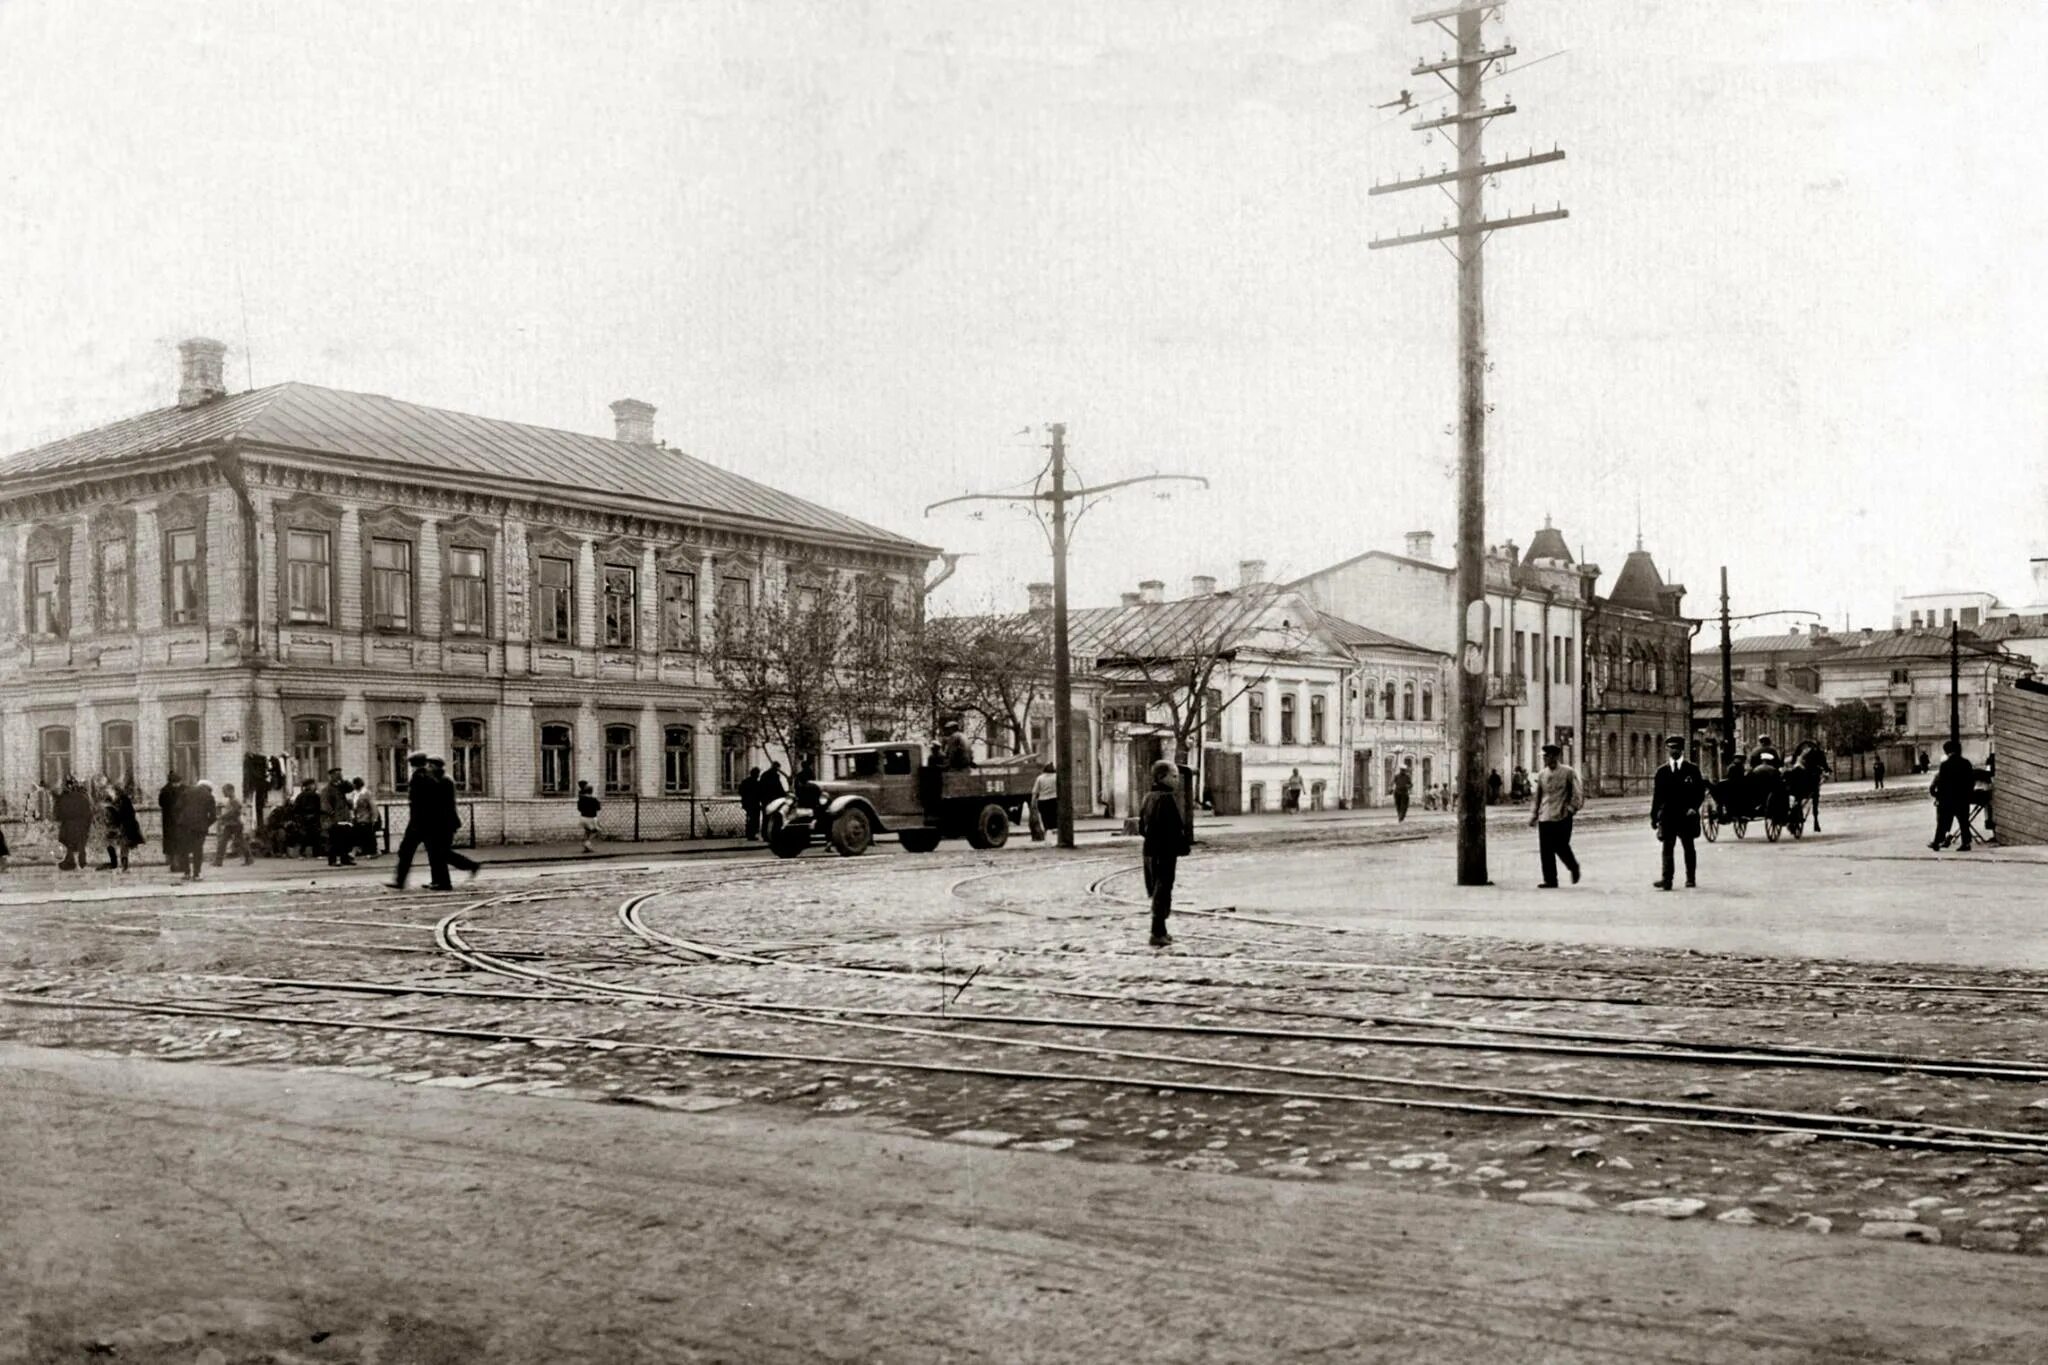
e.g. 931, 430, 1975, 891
708, 578, 862, 770
954, 614, 1054, 754
1098, 590, 1298, 762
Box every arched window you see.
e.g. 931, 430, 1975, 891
539, 723, 574, 795
1309, 694, 1326, 744
101, 721, 135, 789
1382, 681, 1397, 718
1402, 682, 1416, 721
1247, 781, 1266, 813
1647, 653, 1661, 695
291, 716, 332, 779
374, 717, 414, 793
168, 715, 203, 783
1361, 680, 1377, 719
38, 726, 73, 787
450, 719, 487, 795
604, 723, 637, 794
663, 724, 694, 795
719, 728, 748, 793
1421, 685, 1434, 722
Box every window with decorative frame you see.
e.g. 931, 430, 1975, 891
27, 556, 63, 637
1203, 688, 1224, 742
603, 723, 636, 794
717, 575, 751, 621
1309, 693, 1326, 744
659, 569, 698, 650
165, 525, 203, 626
287, 530, 332, 623
720, 729, 748, 793
1421, 685, 1434, 721
1279, 693, 1297, 744
101, 721, 135, 788
1402, 682, 1417, 721
291, 716, 334, 778
1381, 681, 1397, 718
38, 726, 73, 787
92, 508, 136, 632
374, 717, 414, 793
539, 723, 574, 795
663, 724, 693, 795
447, 546, 489, 636
1248, 693, 1265, 744
369, 538, 413, 631
450, 719, 488, 795
1361, 679, 1377, 720
536, 556, 574, 642
168, 714, 203, 782
602, 566, 637, 648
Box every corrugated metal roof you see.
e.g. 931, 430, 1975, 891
1690, 676, 1823, 712
1317, 612, 1442, 655
1, 382, 930, 553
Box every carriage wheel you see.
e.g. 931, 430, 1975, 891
1702, 810, 1720, 843
1789, 807, 1805, 839
1732, 819, 1748, 840
1765, 817, 1782, 842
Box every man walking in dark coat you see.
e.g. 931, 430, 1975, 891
1138, 760, 1189, 948
1929, 739, 1976, 852
1392, 760, 1413, 823
54, 777, 94, 871
387, 754, 439, 889
1650, 735, 1709, 890
739, 766, 762, 840
425, 757, 481, 888
1873, 755, 1886, 790
174, 780, 218, 882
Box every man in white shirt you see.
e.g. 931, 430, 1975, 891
1030, 763, 1057, 841
1527, 742, 1583, 888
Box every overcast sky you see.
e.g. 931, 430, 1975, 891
3, 0, 2043, 631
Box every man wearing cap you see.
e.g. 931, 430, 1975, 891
1929, 738, 1976, 852
387, 754, 438, 890
1650, 734, 1709, 890
425, 755, 481, 888
1528, 742, 1583, 888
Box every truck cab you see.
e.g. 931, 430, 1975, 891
764, 741, 1037, 858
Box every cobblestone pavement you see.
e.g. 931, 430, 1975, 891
5, 812, 2047, 1262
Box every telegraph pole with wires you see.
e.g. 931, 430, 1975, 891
927, 425, 1208, 850
1370, 0, 1567, 886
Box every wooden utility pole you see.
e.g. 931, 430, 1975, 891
1371, 1, 1566, 885
1950, 620, 1962, 749
928, 430, 1207, 850
1720, 567, 1736, 767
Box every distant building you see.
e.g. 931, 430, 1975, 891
1290, 522, 1593, 778
1688, 675, 1823, 770
1316, 615, 1452, 809
0, 339, 933, 841
1894, 590, 2005, 632
1581, 541, 1696, 795
1810, 628, 2029, 766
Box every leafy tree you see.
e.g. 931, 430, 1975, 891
1819, 698, 1888, 754
1098, 589, 1298, 764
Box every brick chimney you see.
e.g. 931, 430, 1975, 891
1026, 582, 1053, 613
1118, 591, 1141, 607
610, 398, 657, 446
1404, 530, 1435, 562
1190, 574, 1217, 597
177, 337, 227, 409
1138, 579, 1165, 605
1238, 559, 1267, 588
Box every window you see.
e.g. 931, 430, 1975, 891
448, 546, 488, 636
663, 724, 693, 795
1382, 681, 1397, 718
1422, 685, 1434, 722
168, 715, 202, 783
795, 586, 821, 615
604, 723, 636, 794
29, 559, 63, 637
537, 557, 574, 642
166, 529, 202, 625
1204, 688, 1223, 742
286, 529, 332, 623
450, 719, 487, 795
539, 723, 574, 795
369, 538, 412, 631
1402, 682, 1416, 721
291, 716, 332, 778
1421, 758, 1433, 789
1361, 680, 1376, 720
1890, 668, 1909, 685
1248, 782, 1265, 813
1553, 637, 1564, 684
1279, 693, 1297, 744
1729, 667, 1746, 682
1562, 638, 1573, 685
720, 729, 748, 793
1491, 627, 1503, 676
374, 717, 414, 793
1910, 611, 1923, 628
1248, 693, 1265, 744
861, 592, 891, 638
1894, 702, 1909, 730
718, 576, 752, 621
1513, 631, 1526, 680
1309, 694, 1326, 744
38, 726, 72, 787
98, 540, 131, 630
603, 566, 636, 648
1309, 780, 1325, 811
661, 571, 697, 649
1944, 608, 1954, 627
883, 748, 914, 776
101, 721, 135, 788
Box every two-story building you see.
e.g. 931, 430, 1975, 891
1809, 627, 2029, 768
0, 339, 933, 841
1581, 542, 1697, 794
1289, 522, 1594, 777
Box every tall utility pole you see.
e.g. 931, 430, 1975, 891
928, 428, 1207, 850
1720, 567, 1736, 768
1950, 620, 1962, 749
1371, 0, 1566, 886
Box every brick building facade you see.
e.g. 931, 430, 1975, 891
0, 340, 932, 842
1581, 544, 1696, 795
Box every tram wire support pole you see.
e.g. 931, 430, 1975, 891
1370, 0, 1567, 886
1950, 620, 1961, 750
1713, 575, 1822, 764
927, 427, 1209, 850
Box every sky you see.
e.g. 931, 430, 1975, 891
3, 0, 2044, 632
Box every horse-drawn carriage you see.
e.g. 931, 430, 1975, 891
1704, 745, 1826, 843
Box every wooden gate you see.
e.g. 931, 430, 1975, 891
1205, 748, 1243, 816
1994, 678, 2048, 845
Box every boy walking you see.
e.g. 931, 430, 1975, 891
1138, 760, 1189, 947
577, 780, 603, 853
1528, 742, 1583, 888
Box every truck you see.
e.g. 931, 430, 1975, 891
762, 742, 1039, 857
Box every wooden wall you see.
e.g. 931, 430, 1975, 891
1994, 679, 2048, 845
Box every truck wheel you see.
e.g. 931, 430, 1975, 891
965, 802, 1010, 850
769, 825, 809, 859
898, 829, 941, 853
830, 808, 874, 857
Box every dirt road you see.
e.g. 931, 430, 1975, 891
5, 1043, 2043, 1364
